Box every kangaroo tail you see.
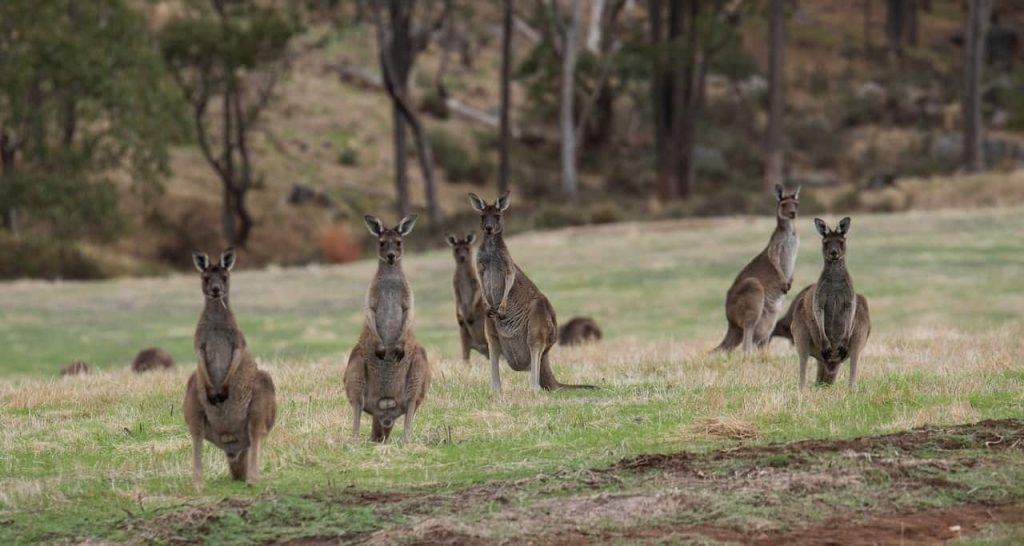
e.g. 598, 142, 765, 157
712, 324, 743, 353
539, 352, 596, 390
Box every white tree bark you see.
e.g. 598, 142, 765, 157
963, 0, 993, 173
586, 0, 606, 53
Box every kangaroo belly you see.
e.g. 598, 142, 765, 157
754, 295, 785, 342
375, 291, 405, 347
824, 300, 853, 342
494, 317, 531, 371
203, 337, 234, 387
203, 401, 251, 454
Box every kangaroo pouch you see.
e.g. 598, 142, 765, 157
202, 401, 252, 455
494, 316, 531, 371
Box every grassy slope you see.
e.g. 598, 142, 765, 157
1, 206, 1023, 542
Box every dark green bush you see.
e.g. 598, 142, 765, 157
0, 236, 105, 280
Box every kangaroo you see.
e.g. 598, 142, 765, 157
715, 184, 800, 352
468, 191, 594, 392
790, 218, 871, 388
445, 233, 489, 363
183, 249, 276, 488
132, 347, 176, 373
558, 317, 603, 346
60, 360, 94, 377
769, 284, 813, 345
344, 215, 431, 443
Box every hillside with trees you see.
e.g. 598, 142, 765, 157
2, 0, 1022, 278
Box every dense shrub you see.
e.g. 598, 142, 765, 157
0, 236, 105, 280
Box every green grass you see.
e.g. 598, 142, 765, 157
2, 207, 1024, 543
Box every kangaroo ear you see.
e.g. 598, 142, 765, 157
445, 233, 458, 247
791, 185, 801, 199
467, 193, 486, 212
466, 233, 476, 245
814, 218, 828, 237
363, 214, 384, 236
774, 184, 785, 201
496, 190, 511, 211
837, 216, 851, 235
220, 248, 236, 271
192, 250, 209, 272
396, 214, 418, 236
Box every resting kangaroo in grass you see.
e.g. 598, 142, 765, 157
715, 184, 800, 352
344, 215, 430, 443
468, 191, 594, 392
445, 233, 489, 363
559, 316, 603, 346
184, 249, 276, 488
791, 218, 871, 388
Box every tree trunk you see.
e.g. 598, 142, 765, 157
499, 0, 513, 194
392, 107, 411, 217
647, 0, 674, 201
0, 132, 16, 232
886, 0, 904, 57
560, 0, 581, 200
764, 0, 786, 191
906, 0, 918, 48
963, 0, 993, 173
863, 0, 872, 55
586, 0, 606, 53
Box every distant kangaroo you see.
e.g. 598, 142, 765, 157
791, 218, 871, 388
132, 347, 176, 373
468, 191, 594, 392
184, 249, 276, 488
715, 184, 800, 352
60, 361, 94, 377
445, 233, 489, 363
559, 317, 603, 346
344, 215, 431, 443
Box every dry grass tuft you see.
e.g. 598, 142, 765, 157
687, 415, 760, 440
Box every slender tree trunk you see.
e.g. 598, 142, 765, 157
963, 0, 993, 173
498, 0, 513, 194
886, 0, 904, 58
765, 0, 786, 191
906, 0, 918, 48
863, 0, 872, 55
392, 107, 411, 217
0, 133, 16, 232
586, 0, 606, 53
560, 0, 581, 200
647, 0, 673, 201
222, 184, 237, 246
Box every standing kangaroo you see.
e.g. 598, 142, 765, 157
344, 215, 431, 443
445, 233, 489, 363
184, 249, 276, 488
468, 191, 594, 392
715, 184, 800, 352
791, 218, 871, 388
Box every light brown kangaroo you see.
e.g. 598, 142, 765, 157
445, 233, 489, 363
558, 316, 603, 346
791, 217, 871, 388
344, 215, 431, 443
183, 249, 276, 489
715, 184, 800, 352
468, 191, 594, 392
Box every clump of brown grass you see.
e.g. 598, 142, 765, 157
687, 415, 759, 440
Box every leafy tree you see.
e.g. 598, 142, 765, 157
0, 0, 182, 239
160, 0, 296, 247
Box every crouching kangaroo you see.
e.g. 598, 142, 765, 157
445, 233, 489, 363
468, 191, 594, 392
791, 218, 871, 388
344, 215, 431, 443
559, 317, 603, 346
184, 249, 276, 488
715, 184, 800, 352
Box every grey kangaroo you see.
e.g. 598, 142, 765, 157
446, 233, 489, 363
468, 191, 594, 392
790, 218, 871, 388
715, 184, 800, 352
558, 317, 603, 346
184, 249, 276, 488
344, 215, 431, 443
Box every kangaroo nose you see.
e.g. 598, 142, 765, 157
829, 250, 839, 258
380, 417, 394, 428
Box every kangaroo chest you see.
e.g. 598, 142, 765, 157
453, 270, 481, 317
373, 275, 407, 347
477, 248, 510, 308
777, 230, 799, 281
198, 321, 241, 388
816, 278, 855, 341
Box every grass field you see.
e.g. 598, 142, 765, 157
2, 206, 1024, 544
